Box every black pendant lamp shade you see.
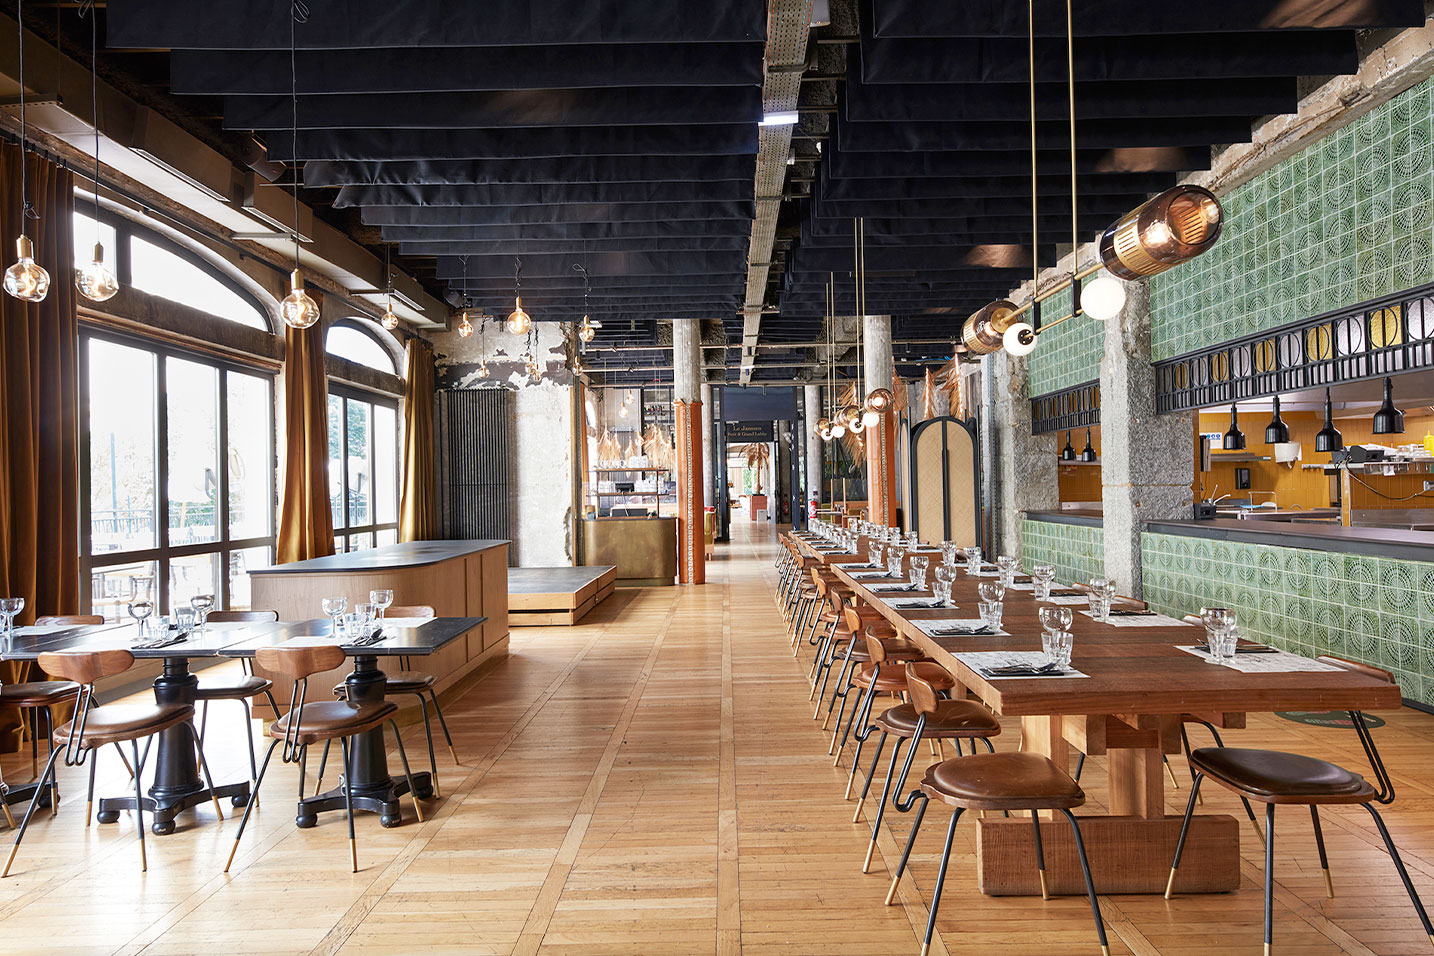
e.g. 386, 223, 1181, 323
1061, 431, 1076, 461
1079, 428, 1097, 462
1222, 403, 1246, 450
1264, 395, 1290, 445
1372, 376, 1405, 435
1314, 388, 1343, 453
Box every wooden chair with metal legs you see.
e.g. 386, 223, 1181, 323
830, 632, 955, 767
224, 643, 422, 875
888, 748, 1110, 956
853, 660, 1001, 874
3, 615, 103, 782
1165, 656, 1434, 955
195, 610, 282, 800
3, 649, 223, 876
313, 605, 457, 799
817, 601, 923, 729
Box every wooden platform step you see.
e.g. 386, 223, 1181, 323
508, 565, 617, 626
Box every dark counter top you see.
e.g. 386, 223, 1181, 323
251, 539, 509, 574
1025, 509, 1103, 528
1146, 519, 1434, 561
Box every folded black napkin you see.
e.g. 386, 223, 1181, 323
135, 634, 188, 650
896, 600, 945, 609
1188, 644, 1278, 655
1107, 608, 1156, 616
980, 663, 1067, 677
932, 625, 993, 636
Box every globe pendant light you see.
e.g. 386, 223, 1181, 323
1314, 388, 1343, 453
506, 258, 531, 335
578, 314, 597, 343
5, 0, 48, 303
1264, 394, 1290, 445
1003, 322, 1037, 355
1061, 431, 1076, 461
1222, 403, 1246, 451
278, 8, 316, 329
379, 243, 398, 329
75, 3, 116, 302
457, 311, 473, 338
1079, 273, 1126, 321
1372, 376, 1404, 435
280, 269, 319, 329
1079, 427, 1096, 462
476, 357, 490, 379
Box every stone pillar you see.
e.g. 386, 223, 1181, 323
863, 314, 898, 526
804, 383, 823, 507
673, 319, 705, 584
1099, 280, 1194, 596
989, 351, 1059, 562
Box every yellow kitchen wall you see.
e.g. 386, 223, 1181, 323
1057, 426, 1101, 502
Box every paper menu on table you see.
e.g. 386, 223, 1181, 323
909, 617, 1007, 637
874, 595, 944, 609
1175, 646, 1344, 673
1079, 611, 1190, 627
953, 650, 1090, 679
1039, 596, 1088, 606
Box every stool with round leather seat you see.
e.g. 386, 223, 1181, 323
1165, 656, 1433, 955
853, 661, 1001, 873
888, 749, 1110, 956
194, 609, 282, 799
830, 636, 954, 766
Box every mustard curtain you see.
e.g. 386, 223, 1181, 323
275, 310, 336, 563
0, 144, 79, 751
398, 338, 437, 541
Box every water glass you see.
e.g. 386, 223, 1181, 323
940, 541, 959, 567
190, 593, 214, 631
1201, 608, 1238, 663
978, 581, 1006, 603
965, 546, 983, 575
906, 531, 919, 549
910, 566, 928, 590
1044, 630, 1075, 668
174, 606, 197, 633
369, 589, 395, 620
0, 596, 23, 641
1039, 605, 1074, 634
997, 554, 1018, 588
931, 580, 952, 606
886, 546, 905, 578
978, 600, 1004, 629
1087, 589, 1113, 622
1031, 565, 1056, 600
869, 541, 884, 567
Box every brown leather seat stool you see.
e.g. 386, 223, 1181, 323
816, 602, 923, 726
852, 662, 1001, 873
3, 649, 222, 877
2, 615, 102, 780
194, 610, 282, 798
1166, 657, 1433, 955
830, 636, 954, 765
889, 750, 1110, 956
225, 643, 422, 875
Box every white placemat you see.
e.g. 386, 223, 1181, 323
1080, 611, 1189, 627
1176, 646, 1344, 673
954, 650, 1089, 679
910, 617, 1007, 637
832, 562, 880, 570
1039, 595, 1088, 605
12, 623, 82, 635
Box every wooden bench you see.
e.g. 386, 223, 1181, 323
508, 566, 618, 626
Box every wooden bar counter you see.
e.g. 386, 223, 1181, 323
249, 539, 510, 712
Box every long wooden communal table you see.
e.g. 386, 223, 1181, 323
789, 533, 1403, 896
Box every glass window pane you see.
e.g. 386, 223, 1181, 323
376, 528, 397, 547
131, 235, 267, 330
90, 560, 158, 622
373, 403, 397, 525
88, 339, 157, 553
328, 395, 345, 530
167, 358, 219, 546
227, 546, 271, 611
326, 325, 396, 373
169, 552, 219, 614
227, 372, 272, 540
349, 531, 374, 551
347, 400, 371, 527
72, 212, 117, 274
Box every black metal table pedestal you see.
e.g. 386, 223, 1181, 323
94, 658, 250, 834
2, 782, 52, 814
294, 655, 433, 829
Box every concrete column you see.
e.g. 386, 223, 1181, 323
862, 314, 897, 525
672, 319, 705, 584
701, 383, 715, 506
863, 314, 893, 392
804, 383, 822, 504
1099, 280, 1195, 596
989, 351, 1059, 562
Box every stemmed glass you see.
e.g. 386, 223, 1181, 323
0, 596, 24, 644
1039, 605, 1074, 635
127, 598, 154, 640
369, 589, 394, 623
321, 595, 349, 636
996, 554, 1019, 588
940, 541, 959, 568
190, 593, 214, 632
885, 544, 905, 578
932, 564, 956, 607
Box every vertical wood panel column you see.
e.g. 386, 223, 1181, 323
863, 314, 898, 526
674, 319, 706, 584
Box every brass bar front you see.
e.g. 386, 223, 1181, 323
582, 517, 677, 586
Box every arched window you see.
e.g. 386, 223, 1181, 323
327, 321, 398, 374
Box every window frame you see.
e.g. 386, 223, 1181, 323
79, 326, 278, 615
326, 318, 400, 375
328, 383, 401, 552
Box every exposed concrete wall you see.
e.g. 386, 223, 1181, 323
804, 383, 822, 501
863, 314, 893, 393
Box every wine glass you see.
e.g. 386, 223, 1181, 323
127, 598, 154, 640
978, 581, 1006, 604
1039, 605, 1073, 635
0, 596, 23, 642
369, 589, 394, 622
996, 554, 1019, 588
190, 593, 214, 631
321, 595, 349, 636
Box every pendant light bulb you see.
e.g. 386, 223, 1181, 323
815, 416, 831, 435
75, 241, 118, 302
819, 425, 832, 441
1222, 403, 1246, 451
506, 297, 532, 335
381, 296, 399, 330
4, 234, 49, 302
578, 314, 597, 343
849, 416, 866, 434
1372, 376, 1404, 435
477, 358, 490, 379
1080, 273, 1126, 321
1314, 388, 1342, 454
830, 422, 846, 439
861, 408, 881, 429
865, 387, 893, 413
1002, 322, 1038, 356
279, 269, 319, 329
457, 311, 474, 338
1264, 394, 1290, 445
618, 403, 629, 418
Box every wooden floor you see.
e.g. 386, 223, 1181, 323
3, 520, 1434, 955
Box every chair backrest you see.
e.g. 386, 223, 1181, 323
254, 644, 347, 681
905, 663, 943, 716
35, 615, 104, 626
1181, 613, 1202, 625
386, 605, 435, 619
207, 609, 280, 623
842, 605, 864, 636
864, 632, 889, 665
38, 648, 135, 684
1317, 655, 1393, 684
1316, 654, 1395, 803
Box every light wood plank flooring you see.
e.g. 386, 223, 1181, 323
2, 519, 1434, 954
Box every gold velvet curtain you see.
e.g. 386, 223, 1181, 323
275, 308, 336, 563
0, 144, 79, 750
398, 338, 437, 541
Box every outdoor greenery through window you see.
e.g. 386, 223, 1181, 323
328, 387, 399, 552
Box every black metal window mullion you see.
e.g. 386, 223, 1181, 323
154, 352, 171, 614
217, 366, 232, 610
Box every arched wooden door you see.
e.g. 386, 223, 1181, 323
908, 416, 982, 549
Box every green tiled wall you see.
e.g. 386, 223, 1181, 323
1142, 532, 1434, 708
1021, 518, 1105, 588
1150, 76, 1434, 361
1027, 285, 1103, 398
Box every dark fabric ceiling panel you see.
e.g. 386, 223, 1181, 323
807, 193, 1140, 221
265, 125, 758, 161
333, 179, 755, 209
802, 213, 1114, 240
790, 243, 1033, 273
304, 156, 757, 187
378, 219, 754, 241
859, 33, 1358, 84
816, 170, 1175, 201
434, 251, 747, 279
450, 274, 743, 293
397, 236, 750, 255
835, 117, 1256, 152
360, 201, 755, 226
869, 0, 1425, 37
825, 143, 1209, 178
224, 87, 762, 130
461, 293, 741, 309
108, 0, 767, 48
171, 43, 765, 94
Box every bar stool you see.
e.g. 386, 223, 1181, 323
225, 643, 422, 874
196, 609, 282, 797
831, 635, 955, 765
889, 750, 1110, 956
3, 649, 223, 876
1165, 656, 1433, 954
316, 605, 457, 798
3, 615, 102, 780
854, 661, 1000, 873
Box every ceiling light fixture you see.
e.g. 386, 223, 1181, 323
278, 3, 317, 329
1079, 427, 1097, 462
74, 2, 116, 302
1222, 403, 1246, 451
1314, 387, 1342, 453
506, 257, 531, 335
759, 111, 799, 126
1264, 394, 1290, 445
380, 243, 398, 329
4, 0, 47, 303
1372, 376, 1405, 435
1061, 431, 1076, 461
1098, 184, 1224, 280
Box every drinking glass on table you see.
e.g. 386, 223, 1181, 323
996, 554, 1018, 588
886, 546, 905, 578
127, 598, 153, 641
977, 581, 1006, 604
1201, 607, 1238, 664
978, 599, 1004, 629
1031, 565, 1056, 600
906, 531, 919, 549
1087, 577, 1116, 622
321, 595, 349, 636
965, 546, 983, 575
369, 589, 394, 621
940, 541, 959, 567
909, 555, 929, 590
174, 606, 196, 634
189, 593, 214, 631
868, 541, 883, 568
1043, 630, 1074, 668
931, 577, 952, 607
0, 596, 23, 642
1039, 605, 1073, 635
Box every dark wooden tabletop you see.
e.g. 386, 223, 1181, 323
248, 539, 508, 574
